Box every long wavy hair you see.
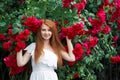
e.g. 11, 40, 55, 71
34, 19, 65, 66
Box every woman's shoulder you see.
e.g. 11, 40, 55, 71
30, 42, 36, 44
24, 42, 36, 50
28, 42, 36, 46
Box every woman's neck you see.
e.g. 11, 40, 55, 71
44, 40, 51, 49
44, 39, 49, 45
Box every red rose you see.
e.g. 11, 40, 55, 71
112, 36, 118, 42
3, 41, 12, 51
14, 41, 26, 52
62, 0, 74, 8
89, 37, 98, 48
0, 33, 5, 40
61, 27, 69, 36
68, 61, 76, 66
74, 73, 79, 78
61, 23, 84, 39
103, 0, 109, 6
7, 25, 12, 29
16, 29, 30, 41
8, 29, 12, 36
23, 16, 43, 32
73, 43, 84, 60
97, 8, 106, 24
110, 55, 120, 63
102, 25, 111, 34
4, 53, 27, 75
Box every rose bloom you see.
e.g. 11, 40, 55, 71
62, 23, 84, 39
88, 17, 102, 28
23, 16, 43, 32
62, 0, 74, 8
74, 73, 79, 78
73, 43, 84, 60
112, 36, 118, 42
14, 41, 26, 52
67, 27, 75, 39
61, 27, 69, 36
73, 43, 84, 56
0, 33, 5, 40
4, 53, 27, 75
58, 32, 66, 40
103, 0, 109, 6
67, 61, 76, 66
110, 55, 120, 63
3, 41, 12, 51
7, 25, 12, 29
102, 25, 111, 34
89, 37, 98, 48
72, 2, 85, 12
82, 42, 91, 55
15, 29, 30, 41
8, 29, 12, 36
96, 8, 106, 24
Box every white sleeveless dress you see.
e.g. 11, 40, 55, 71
24, 43, 58, 80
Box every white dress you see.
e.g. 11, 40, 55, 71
24, 43, 58, 80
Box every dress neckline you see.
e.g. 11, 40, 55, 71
43, 48, 54, 53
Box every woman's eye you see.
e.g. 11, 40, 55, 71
42, 29, 46, 31
48, 29, 51, 31
41, 29, 51, 32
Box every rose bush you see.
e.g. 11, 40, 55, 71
0, 0, 120, 80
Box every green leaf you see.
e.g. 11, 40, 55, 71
0, 2, 4, 7
104, 5, 110, 13
12, 27, 19, 34
0, 22, 6, 27
105, 54, 111, 59
97, 0, 102, 5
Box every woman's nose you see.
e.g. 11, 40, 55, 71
45, 30, 49, 33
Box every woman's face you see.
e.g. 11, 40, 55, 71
41, 24, 52, 40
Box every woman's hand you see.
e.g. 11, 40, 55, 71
61, 36, 75, 61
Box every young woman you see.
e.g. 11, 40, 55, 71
16, 19, 75, 80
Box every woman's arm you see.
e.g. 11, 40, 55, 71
61, 37, 75, 61
16, 50, 31, 67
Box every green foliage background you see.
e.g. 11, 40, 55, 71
0, 0, 120, 80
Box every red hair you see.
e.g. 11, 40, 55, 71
34, 19, 65, 66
